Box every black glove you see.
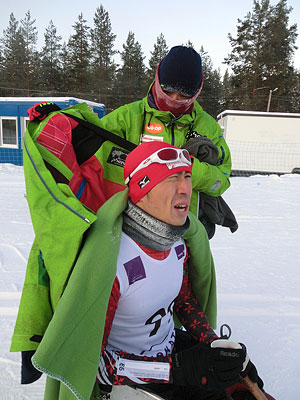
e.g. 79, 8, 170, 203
199, 193, 238, 239
182, 136, 219, 165
241, 360, 264, 390
171, 343, 246, 391
28, 102, 61, 122
21, 350, 42, 384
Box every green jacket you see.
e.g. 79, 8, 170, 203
98, 95, 231, 213
10, 106, 99, 352
31, 189, 217, 400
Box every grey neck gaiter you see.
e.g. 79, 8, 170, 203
122, 200, 190, 251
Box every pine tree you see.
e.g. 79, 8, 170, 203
0, 40, 3, 95
221, 69, 236, 110
67, 13, 91, 97
198, 46, 223, 118
39, 20, 62, 94
224, 0, 271, 110
288, 69, 300, 112
90, 5, 117, 108
59, 42, 72, 95
263, 0, 298, 111
115, 31, 146, 107
1, 13, 26, 96
185, 40, 194, 48
147, 33, 168, 84
224, 0, 298, 111
20, 10, 38, 96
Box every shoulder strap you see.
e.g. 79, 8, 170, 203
62, 112, 137, 152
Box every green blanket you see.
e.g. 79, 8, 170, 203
30, 189, 217, 400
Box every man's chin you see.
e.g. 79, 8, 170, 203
169, 215, 188, 227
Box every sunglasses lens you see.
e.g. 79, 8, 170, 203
157, 148, 191, 163
157, 148, 178, 161
182, 149, 191, 162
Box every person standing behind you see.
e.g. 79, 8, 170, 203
97, 45, 236, 238
26, 46, 237, 238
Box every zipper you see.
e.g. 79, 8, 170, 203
169, 113, 188, 145
23, 137, 91, 224
171, 123, 175, 145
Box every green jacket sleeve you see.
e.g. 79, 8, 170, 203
191, 157, 230, 197
191, 108, 231, 197
98, 102, 142, 144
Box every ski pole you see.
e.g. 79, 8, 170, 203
218, 325, 272, 400
240, 376, 269, 400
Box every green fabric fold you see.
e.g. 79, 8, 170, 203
11, 102, 217, 399
31, 190, 216, 400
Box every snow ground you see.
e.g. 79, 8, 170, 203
0, 164, 299, 399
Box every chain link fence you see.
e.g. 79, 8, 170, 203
228, 140, 300, 176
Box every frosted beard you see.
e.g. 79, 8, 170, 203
151, 64, 203, 118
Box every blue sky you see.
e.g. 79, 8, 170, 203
0, 0, 299, 75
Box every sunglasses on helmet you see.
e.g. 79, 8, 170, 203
125, 147, 192, 184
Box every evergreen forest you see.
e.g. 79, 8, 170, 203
0, 0, 299, 117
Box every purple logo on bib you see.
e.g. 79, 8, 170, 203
175, 244, 185, 260
124, 256, 146, 285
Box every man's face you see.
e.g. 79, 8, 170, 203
136, 171, 192, 226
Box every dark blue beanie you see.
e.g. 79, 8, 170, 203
158, 46, 203, 97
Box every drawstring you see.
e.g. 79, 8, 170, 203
148, 113, 154, 127
171, 122, 175, 145
140, 110, 146, 137
140, 111, 154, 137
190, 109, 196, 131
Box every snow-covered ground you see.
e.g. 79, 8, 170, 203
1, 163, 299, 399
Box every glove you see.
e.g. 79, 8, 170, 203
171, 342, 246, 391
199, 193, 238, 239
182, 136, 219, 165
21, 350, 42, 384
28, 102, 61, 122
241, 359, 264, 390
215, 339, 264, 393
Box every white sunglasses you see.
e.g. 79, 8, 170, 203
125, 147, 192, 184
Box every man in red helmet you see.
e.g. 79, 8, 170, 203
94, 141, 265, 400
17, 141, 268, 400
